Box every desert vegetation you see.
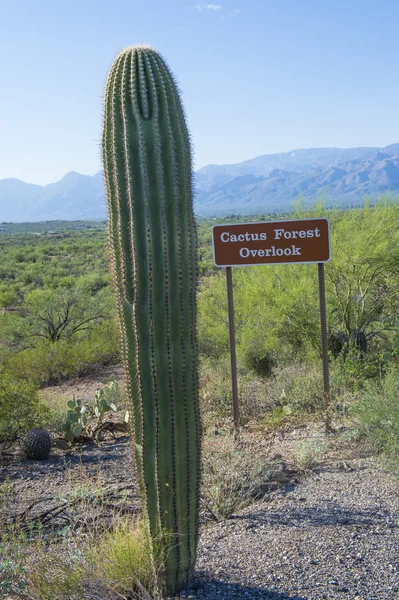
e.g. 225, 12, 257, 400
1, 198, 399, 598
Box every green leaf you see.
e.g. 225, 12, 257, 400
67, 400, 75, 409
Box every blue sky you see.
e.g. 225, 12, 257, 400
1, 0, 399, 184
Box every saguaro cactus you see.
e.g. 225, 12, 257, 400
102, 46, 201, 593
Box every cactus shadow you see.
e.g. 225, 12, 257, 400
186, 576, 307, 599
236, 504, 388, 528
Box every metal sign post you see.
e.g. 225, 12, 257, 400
226, 266, 240, 428
212, 218, 331, 429
318, 262, 331, 431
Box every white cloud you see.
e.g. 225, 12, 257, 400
230, 8, 241, 16
195, 3, 223, 12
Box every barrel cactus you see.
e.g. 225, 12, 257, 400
102, 46, 201, 594
22, 428, 52, 460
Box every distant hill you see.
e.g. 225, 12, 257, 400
195, 149, 399, 215
2, 144, 399, 222
0, 179, 44, 221
195, 146, 384, 180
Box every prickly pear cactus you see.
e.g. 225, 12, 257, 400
22, 428, 52, 460
102, 45, 201, 594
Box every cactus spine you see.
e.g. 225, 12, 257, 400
102, 46, 201, 593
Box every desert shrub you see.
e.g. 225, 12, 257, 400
0, 290, 18, 309
71, 317, 120, 373
198, 264, 322, 370
26, 545, 85, 600
353, 365, 399, 461
0, 525, 31, 598
21, 286, 113, 343
197, 273, 229, 357
331, 347, 387, 394
242, 340, 276, 376
5, 319, 119, 386
326, 201, 399, 346
1, 523, 87, 600
0, 374, 49, 442
200, 357, 234, 422
295, 439, 326, 471
201, 432, 269, 520
200, 356, 365, 427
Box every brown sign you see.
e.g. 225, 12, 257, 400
212, 218, 330, 267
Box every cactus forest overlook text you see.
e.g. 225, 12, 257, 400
212, 218, 330, 267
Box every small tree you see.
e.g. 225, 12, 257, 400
19, 287, 112, 344
327, 201, 399, 348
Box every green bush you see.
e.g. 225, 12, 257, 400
243, 343, 275, 376
0, 374, 48, 442
0, 290, 18, 309
354, 365, 399, 460
197, 274, 229, 357
198, 264, 321, 370
5, 319, 119, 386
332, 347, 387, 393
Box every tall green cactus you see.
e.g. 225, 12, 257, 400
102, 45, 201, 594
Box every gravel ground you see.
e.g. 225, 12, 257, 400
2, 414, 398, 600
171, 457, 399, 600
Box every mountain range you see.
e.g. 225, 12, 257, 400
2, 144, 399, 222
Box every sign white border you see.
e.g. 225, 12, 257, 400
212, 217, 331, 267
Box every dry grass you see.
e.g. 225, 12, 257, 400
201, 432, 270, 520
0, 516, 163, 600
295, 439, 327, 472
0, 452, 162, 600
88, 517, 163, 599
